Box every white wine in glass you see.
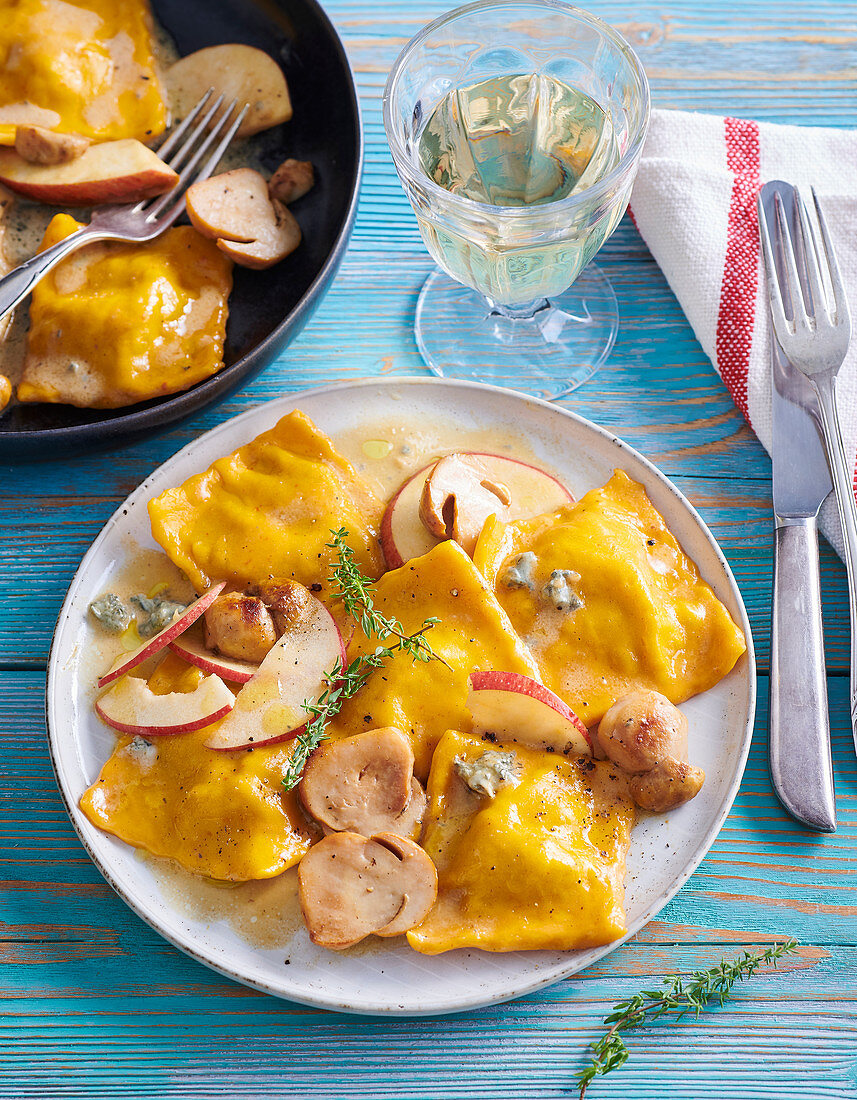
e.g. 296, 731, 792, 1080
384, 1, 650, 398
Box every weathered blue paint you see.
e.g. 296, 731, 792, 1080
2, 1, 856, 1097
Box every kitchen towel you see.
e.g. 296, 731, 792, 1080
630, 107, 857, 554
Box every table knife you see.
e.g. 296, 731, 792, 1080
761, 179, 837, 832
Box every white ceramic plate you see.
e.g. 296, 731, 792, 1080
47, 378, 756, 1016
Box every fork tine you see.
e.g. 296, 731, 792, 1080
811, 187, 852, 329
773, 190, 809, 328
144, 102, 249, 226
156, 89, 214, 163
794, 187, 828, 323
758, 193, 793, 339
167, 93, 227, 174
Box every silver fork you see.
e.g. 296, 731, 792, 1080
0, 91, 248, 322
759, 186, 857, 752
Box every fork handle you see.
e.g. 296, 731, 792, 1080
0, 226, 107, 321
812, 372, 857, 753
769, 517, 836, 831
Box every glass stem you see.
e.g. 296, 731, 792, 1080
486, 297, 550, 321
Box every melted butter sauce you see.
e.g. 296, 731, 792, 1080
87, 413, 568, 951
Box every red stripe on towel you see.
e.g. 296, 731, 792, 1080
715, 117, 761, 421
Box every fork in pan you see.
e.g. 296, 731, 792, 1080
0, 91, 248, 322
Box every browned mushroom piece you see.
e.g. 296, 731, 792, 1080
372, 833, 438, 937
598, 689, 704, 812
419, 453, 512, 556
598, 689, 689, 774
300, 727, 415, 835
629, 758, 705, 812
203, 590, 277, 663
268, 158, 314, 205
298, 830, 437, 949
319, 777, 427, 842
15, 126, 90, 165
255, 578, 313, 636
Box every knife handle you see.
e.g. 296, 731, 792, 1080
769, 517, 836, 832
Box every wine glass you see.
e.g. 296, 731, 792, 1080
383, 0, 650, 398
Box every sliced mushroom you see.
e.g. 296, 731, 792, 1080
268, 158, 314, 204
629, 758, 705, 813
371, 832, 438, 937
300, 727, 415, 835
186, 168, 302, 270
255, 579, 313, 636
419, 453, 512, 556
14, 126, 90, 165
297, 831, 410, 949
598, 690, 704, 812
320, 777, 427, 842
204, 591, 277, 663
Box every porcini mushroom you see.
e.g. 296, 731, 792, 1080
298, 830, 437, 949
15, 126, 90, 165
597, 689, 705, 812
300, 727, 424, 837
186, 168, 301, 270
203, 591, 277, 663
419, 453, 512, 556
268, 158, 314, 205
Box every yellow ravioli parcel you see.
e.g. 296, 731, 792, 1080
408, 730, 635, 954
474, 470, 747, 726
325, 540, 541, 780
148, 410, 385, 595
80, 653, 312, 881
18, 215, 232, 409
0, 0, 167, 141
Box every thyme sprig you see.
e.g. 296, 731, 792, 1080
281, 530, 447, 791
577, 940, 798, 1097
327, 528, 449, 667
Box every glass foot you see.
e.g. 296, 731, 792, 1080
414, 264, 619, 400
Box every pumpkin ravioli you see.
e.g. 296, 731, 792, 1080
148, 410, 385, 596
18, 214, 232, 409
80, 653, 312, 881
474, 470, 746, 725
0, 0, 167, 141
408, 730, 635, 954
324, 540, 540, 780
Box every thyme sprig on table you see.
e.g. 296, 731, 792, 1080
577, 940, 798, 1097
281, 530, 446, 791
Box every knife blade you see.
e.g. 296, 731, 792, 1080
760, 179, 836, 832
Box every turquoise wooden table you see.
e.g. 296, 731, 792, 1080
3, 2, 856, 1097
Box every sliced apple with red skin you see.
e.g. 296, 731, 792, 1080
95, 673, 234, 736
204, 592, 346, 751
0, 139, 177, 206
169, 624, 258, 684
380, 453, 573, 569
467, 670, 591, 755
97, 582, 225, 689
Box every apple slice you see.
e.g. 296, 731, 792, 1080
166, 45, 292, 139
467, 670, 591, 755
97, 582, 225, 689
169, 624, 258, 684
0, 139, 178, 206
96, 673, 234, 736
380, 453, 573, 568
204, 592, 345, 751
